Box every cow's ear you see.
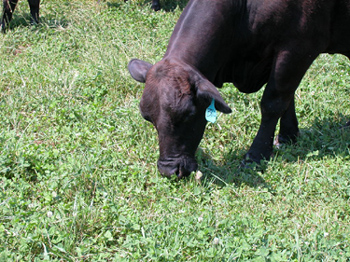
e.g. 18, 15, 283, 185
196, 79, 232, 114
128, 59, 153, 83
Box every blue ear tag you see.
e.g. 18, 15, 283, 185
205, 99, 217, 123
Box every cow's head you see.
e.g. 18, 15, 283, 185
128, 59, 232, 178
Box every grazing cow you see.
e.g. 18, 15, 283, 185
128, 0, 350, 178
1, 0, 40, 32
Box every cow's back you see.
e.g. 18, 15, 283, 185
163, 0, 350, 92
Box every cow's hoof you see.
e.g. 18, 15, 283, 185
240, 151, 270, 169
30, 19, 39, 26
240, 153, 260, 168
239, 160, 254, 170
151, 3, 160, 11
1, 23, 6, 34
240, 155, 268, 174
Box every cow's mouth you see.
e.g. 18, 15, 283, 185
157, 156, 198, 179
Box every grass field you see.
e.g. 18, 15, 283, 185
1, 0, 350, 261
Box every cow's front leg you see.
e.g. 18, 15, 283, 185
244, 88, 289, 163
244, 48, 319, 164
151, 0, 160, 11
1, 0, 19, 32
275, 96, 299, 147
28, 0, 39, 24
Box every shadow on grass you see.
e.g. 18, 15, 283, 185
196, 147, 268, 189
5, 14, 69, 32
105, 0, 187, 12
3, 14, 35, 32
105, 1, 123, 9
155, 0, 188, 12
276, 115, 350, 163
197, 115, 350, 189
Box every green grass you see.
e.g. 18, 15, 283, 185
1, 0, 350, 261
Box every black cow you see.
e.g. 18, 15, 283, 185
1, 0, 40, 32
128, 0, 350, 178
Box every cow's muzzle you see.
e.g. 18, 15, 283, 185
157, 156, 198, 179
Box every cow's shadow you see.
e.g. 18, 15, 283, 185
154, 0, 188, 11
198, 115, 350, 189
2, 14, 37, 32
197, 147, 269, 189
106, 0, 187, 11
3, 14, 68, 32
276, 115, 350, 162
